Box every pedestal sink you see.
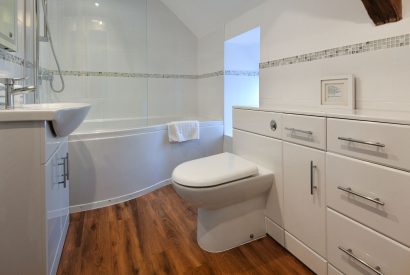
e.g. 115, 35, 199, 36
0, 103, 91, 137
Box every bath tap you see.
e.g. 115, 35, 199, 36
0, 77, 37, 109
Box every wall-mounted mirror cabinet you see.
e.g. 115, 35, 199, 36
0, 0, 18, 52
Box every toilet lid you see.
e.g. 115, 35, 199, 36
172, 152, 258, 188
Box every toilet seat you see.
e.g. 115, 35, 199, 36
172, 153, 258, 188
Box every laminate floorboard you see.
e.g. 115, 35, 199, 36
57, 185, 314, 275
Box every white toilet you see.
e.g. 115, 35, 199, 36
172, 152, 273, 252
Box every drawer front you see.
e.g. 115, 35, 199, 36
285, 232, 327, 275
282, 114, 326, 150
326, 153, 410, 246
327, 118, 410, 171
233, 109, 282, 139
327, 209, 410, 275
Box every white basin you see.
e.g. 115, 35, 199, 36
0, 103, 91, 137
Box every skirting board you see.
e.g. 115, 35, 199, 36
69, 179, 171, 213
265, 217, 285, 246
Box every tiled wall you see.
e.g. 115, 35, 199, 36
0, 0, 36, 104
6, 0, 410, 120
259, 34, 410, 110
197, 0, 410, 115
41, 0, 198, 121
197, 29, 225, 120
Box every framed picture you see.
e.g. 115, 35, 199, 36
320, 75, 355, 109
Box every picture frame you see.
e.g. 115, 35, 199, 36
320, 75, 355, 109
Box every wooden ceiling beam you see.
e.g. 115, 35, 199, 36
361, 0, 402, 25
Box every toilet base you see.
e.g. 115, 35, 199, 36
197, 195, 267, 253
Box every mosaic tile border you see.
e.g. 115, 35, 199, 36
224, 70, 259, 77
47, 70, 198, 79
8, 33, 410, 79
197, 70, 224, 79
45, 69, 259, 79
260, 33, 410, 69
0, 48, 25, 66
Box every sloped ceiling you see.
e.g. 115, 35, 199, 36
159, 0, 267, 38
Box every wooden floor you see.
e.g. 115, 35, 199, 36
57, 186, 313, 275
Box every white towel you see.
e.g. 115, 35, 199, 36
167, 120, 200, 143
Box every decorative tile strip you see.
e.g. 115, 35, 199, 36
48, 70, 198, 79
3, 33, 410, 77
46, 69, 259, 79
149, 73, 198, 79
197, 70, 224, 79
260, 33, 410, 69
0, 49, 25, 66
224, 70, 259, 77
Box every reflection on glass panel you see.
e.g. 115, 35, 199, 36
39, 0, 148, 126
0, 0, 17, 51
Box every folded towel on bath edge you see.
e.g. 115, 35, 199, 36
167, 120, 200, 143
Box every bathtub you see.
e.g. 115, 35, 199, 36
68, 117, 224, 212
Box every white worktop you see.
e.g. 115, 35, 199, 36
234, 105, 410, 126
0, 103, 90, 122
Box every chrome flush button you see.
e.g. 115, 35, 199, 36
270, 120, 277, 131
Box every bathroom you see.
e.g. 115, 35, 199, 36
1, 0, 410, 274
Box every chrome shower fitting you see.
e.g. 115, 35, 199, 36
38, 0, 65, 93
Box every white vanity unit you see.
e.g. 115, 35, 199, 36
0, 103, 90, 275
233, 106, 410, 275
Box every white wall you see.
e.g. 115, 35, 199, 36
147, 0, 198, 119
197, 28, 225, 120
42, 0, 198, 120
224, 27, 260, 136
197, 0, 410, 116
225, 0, 410, 111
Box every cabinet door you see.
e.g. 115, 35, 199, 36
46, 140, 69, 275
57, 141, 70, 233
45, 149, 62, 274
284, 142, 326, 257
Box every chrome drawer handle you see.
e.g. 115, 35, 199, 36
338, 137, 385, 148
337, 186, 385, 206
285, 127, 313, 135
339, 246, 383, 275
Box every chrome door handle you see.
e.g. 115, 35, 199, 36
339, 246, 383, 275
337, 186, 385, 206
338, 137, 385, 148
310, 161, 317, 195
58, 156, 67, 188
285, 127, 313, 135
65, 153, 69, 180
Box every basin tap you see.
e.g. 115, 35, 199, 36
0, 77, 37, 109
